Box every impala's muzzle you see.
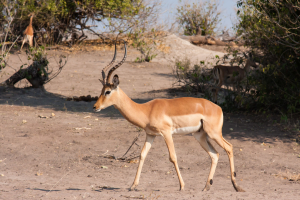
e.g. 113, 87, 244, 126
93, 106, 101, 112
93, 99, 103, 112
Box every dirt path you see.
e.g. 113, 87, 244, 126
0, 48, 299, 200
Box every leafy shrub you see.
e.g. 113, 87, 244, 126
173, 57, 217, 99
236, 0, 300, 114
176, 0, 222, 36
129, 29, 168, 63
130, 31, 158, 63
173, 52, 260, 112
1, 0, 159, 45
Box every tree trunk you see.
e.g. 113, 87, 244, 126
187, 35, 245, 46
190, 35, 207, 44
2, 62, 48, 88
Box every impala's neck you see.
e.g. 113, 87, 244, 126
244, 59, 253, 72
113, 88, 150, 129
29, 16, 33, 26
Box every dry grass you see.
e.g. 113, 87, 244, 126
273, 170, 300, 181
54, 31, 170, 54
156, 43, 170, 53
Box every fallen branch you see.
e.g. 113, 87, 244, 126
103, 133, 141, 161
119, 133, 141, 161
183, 35, 245, 46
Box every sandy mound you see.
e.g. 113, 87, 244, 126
155, 34, 225, 66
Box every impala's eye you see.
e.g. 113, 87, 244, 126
105, 91, 111, 95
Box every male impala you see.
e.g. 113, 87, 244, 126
93, 40, 244, 192
212, 53, 257, 103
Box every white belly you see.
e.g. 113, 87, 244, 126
172, 122, 201, 135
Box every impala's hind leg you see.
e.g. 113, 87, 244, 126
20, 36, 27, 50
194, 128, 219, 191
213, 136, 245, 192
28, 35, 33, 47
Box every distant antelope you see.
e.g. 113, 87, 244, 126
93, 40, 245, 192
20, 13, 34, 50
212, 53, 257, 103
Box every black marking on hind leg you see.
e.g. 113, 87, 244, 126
197, 119, 204, 132
234, 172, 236, 177
210, 179, 213, 185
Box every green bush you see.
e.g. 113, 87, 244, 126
1, 0, 147, 44
173, 51, 261, 112
176, 0, 222, 36
236, 0, 300, 114
130, 30, 158, 63
173, 57, 217, 99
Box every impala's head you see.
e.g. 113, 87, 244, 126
93, 40, 127, 112
244, 52, 258, 68
93, 75, 120, 112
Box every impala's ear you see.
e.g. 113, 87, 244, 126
112, 74, 119, 88
99, 79, 105, 86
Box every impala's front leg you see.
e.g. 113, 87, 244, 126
130, 134, 155, 191
163, 132, 185, 191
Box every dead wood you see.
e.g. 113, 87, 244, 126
2, 56, 66, 88
2, 61, 48, 88
118, 133, 141, 161
186, 35, 245, 46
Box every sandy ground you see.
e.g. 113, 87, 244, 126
0, 43, 300, 200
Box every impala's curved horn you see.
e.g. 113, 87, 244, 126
101, 41, 117, 83
106, 40, 127, 83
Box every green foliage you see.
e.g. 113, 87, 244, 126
173, 57, 215, 99
235, 0, 300, 114
6, 0, 144, 44
172, 51, 261, 113
1, 1, 19, 73
0, 52, 7, 71
129, 29, 159, 63
176, 0, 221, 36
25, 46, 49, 79
134, 54, 157, 63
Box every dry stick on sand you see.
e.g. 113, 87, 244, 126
104, 133, 141, 161
43, 169, 72, 197
119, 133, 141, 161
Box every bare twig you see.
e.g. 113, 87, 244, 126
119, 133, 141, 160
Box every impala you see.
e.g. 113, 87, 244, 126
20, 13, 34, 50
212, 53, 257, 103
93, 40, 244, 192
